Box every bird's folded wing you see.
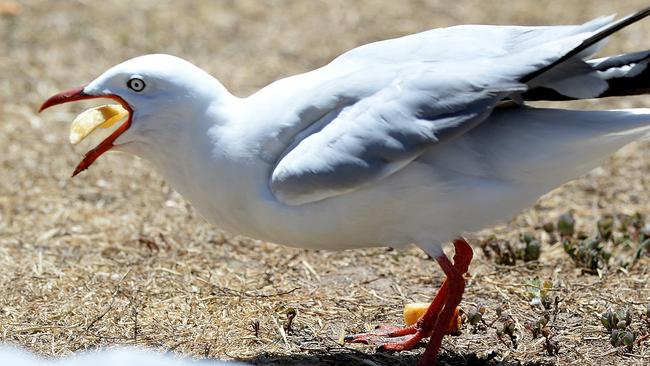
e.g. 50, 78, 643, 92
269, 33, 596, 206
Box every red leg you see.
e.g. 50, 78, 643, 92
345, 279, 458, 349
418, 238, 472, 366
450, 237, 473, 274
375, 279, 452, 351
344, 238, 473, 364
345, 267, 454, 347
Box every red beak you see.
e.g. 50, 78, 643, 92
40, 86, 133, 177
39, 86, 95, 112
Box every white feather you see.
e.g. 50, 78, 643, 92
0, 346, 242, 366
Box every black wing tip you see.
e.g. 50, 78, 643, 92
521, 6, 650, 83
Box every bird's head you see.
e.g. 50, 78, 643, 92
40, 54, 227, 176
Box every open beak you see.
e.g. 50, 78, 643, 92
39, 86, 133, 177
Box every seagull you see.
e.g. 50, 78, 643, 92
40, 7, 650, 366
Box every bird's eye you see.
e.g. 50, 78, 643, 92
127, 77, 146, 92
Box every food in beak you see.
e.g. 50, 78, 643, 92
40, 87, 133, 176
70, 104, 128, 145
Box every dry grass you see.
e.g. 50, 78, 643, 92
1, 1, 650, 365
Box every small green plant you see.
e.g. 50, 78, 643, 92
619, 213, 644, 238
557, 212, 576, 237
545, 212, 648, 274
480, 233, 542, 266
467, 306, 483, 325
601, 308, 631, 332
468, 305, 518, 349
250, 319, 261, 338
597, 215, 614, 240
526, 278, 554, 310
485, 212, 647, 273
520, 233, 542, 262
284, 307, 297, 334
563, 238, 611, 274
635, 236, 650, 260
526, 315, 548, 339
462, 305, 488, 333
480, 236, 516, 265
496, 317, 518, 349
525, 314, 559, 356
601, 308, 636, 351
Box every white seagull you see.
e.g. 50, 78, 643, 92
41, 7, 650, 366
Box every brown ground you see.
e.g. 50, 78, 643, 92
1, 1, 649, 365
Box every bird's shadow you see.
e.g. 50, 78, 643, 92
234, 348, 554, 366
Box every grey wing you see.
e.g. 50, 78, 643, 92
326, 14, 627, 100
269, 32, 591, 205
268, 11, 649, 206
270, 68, 524, 205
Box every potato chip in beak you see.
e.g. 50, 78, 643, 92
40, 86, 133, 176
70, 104, 128, 145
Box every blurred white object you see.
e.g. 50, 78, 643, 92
0, 346, 243, 366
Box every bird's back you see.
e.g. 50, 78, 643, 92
328, 16, 612, 68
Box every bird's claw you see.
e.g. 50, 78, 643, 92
345, 324, 420, 348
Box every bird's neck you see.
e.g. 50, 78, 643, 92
125, 91, 276, 236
